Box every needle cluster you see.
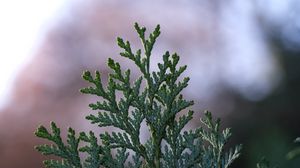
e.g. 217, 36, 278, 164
35, 23, 242, 168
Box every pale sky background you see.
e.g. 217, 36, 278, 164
0, 0, 297, 109
0, 0, 71, 108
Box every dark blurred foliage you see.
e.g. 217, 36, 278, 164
228, 8, 300, 167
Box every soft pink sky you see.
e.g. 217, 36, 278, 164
0, 0, 72, 108
0, 0, 297, 109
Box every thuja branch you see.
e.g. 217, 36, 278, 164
35, 23, 242, 168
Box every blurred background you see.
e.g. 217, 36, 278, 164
0, 0, 300, 167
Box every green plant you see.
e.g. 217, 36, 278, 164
287, 137, 300, 160
35, 23, 242, 168
256, 157, 278, 168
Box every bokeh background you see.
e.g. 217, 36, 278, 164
0, 0, 300, 167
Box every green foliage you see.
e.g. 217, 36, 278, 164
35, 23, 242, 168
286, 137, 300, 160
35, 122, 81, 168
256, 157, 278, 168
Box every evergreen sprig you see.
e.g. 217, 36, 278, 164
35, 23, 242, 168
